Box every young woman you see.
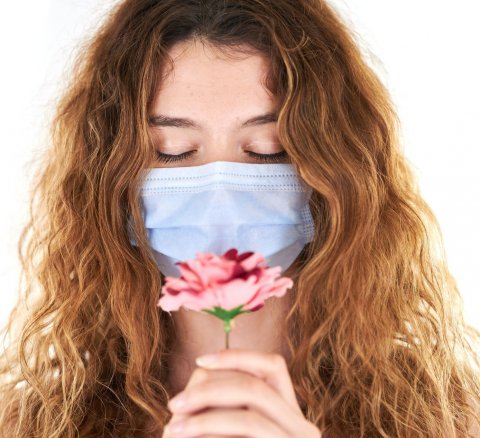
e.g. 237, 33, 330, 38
1, 0, 479, 437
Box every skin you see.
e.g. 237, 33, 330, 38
148, 39, 320, 437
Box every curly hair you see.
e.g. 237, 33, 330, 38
1, 0, 479, 436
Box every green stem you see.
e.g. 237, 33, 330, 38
224, 319, 231, 349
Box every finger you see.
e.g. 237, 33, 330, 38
195, 348, 301, 413
167, 367, 213, 417
163, 406, 213, 438
183, 366, 238, 390
166, 369, 243, 434
164, 407, 289, 438
188, 436, 249, 438
176, 435, 249, 438
167, 374, 304, 436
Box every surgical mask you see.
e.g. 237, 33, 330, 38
129, 160, 315, 277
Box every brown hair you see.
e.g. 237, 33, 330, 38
1, 0, 479, 436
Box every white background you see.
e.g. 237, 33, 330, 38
0, 1, 478, 336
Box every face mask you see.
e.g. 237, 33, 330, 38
129, 160, 315, 277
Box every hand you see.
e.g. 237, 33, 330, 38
162, 348, 321, 437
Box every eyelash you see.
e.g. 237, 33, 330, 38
155, 149, 288, 164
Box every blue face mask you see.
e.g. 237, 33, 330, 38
129, 160, 315, 277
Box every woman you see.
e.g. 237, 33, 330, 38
0, 0, 479, 436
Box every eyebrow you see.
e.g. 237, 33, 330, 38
147, 111, 278, 130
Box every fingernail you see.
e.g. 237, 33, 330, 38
195, 354, 219, 367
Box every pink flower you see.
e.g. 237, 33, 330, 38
157, 248, 294, 313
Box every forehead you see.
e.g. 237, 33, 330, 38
152, 40, 276, 109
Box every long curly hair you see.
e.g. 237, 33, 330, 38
1, 0, 479, 436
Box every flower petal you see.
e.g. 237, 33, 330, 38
215, 277, 259, 310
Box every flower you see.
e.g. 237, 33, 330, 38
157, 248, 294, 348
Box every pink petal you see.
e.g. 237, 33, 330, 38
215, 276, 259, 310
199, 262, 234, 284
243, 276, 293, 310
238, 252, 267, 272
162, 277, 195, 294
158, 288, 219, 312
176, 261, 204, 286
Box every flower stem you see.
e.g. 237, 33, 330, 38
224, 319, 232, 350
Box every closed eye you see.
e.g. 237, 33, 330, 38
245, 150, 289, 163
155, 149, 288, 164
155, 150, 195, 163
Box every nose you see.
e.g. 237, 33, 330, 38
193, 145, 249, 166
